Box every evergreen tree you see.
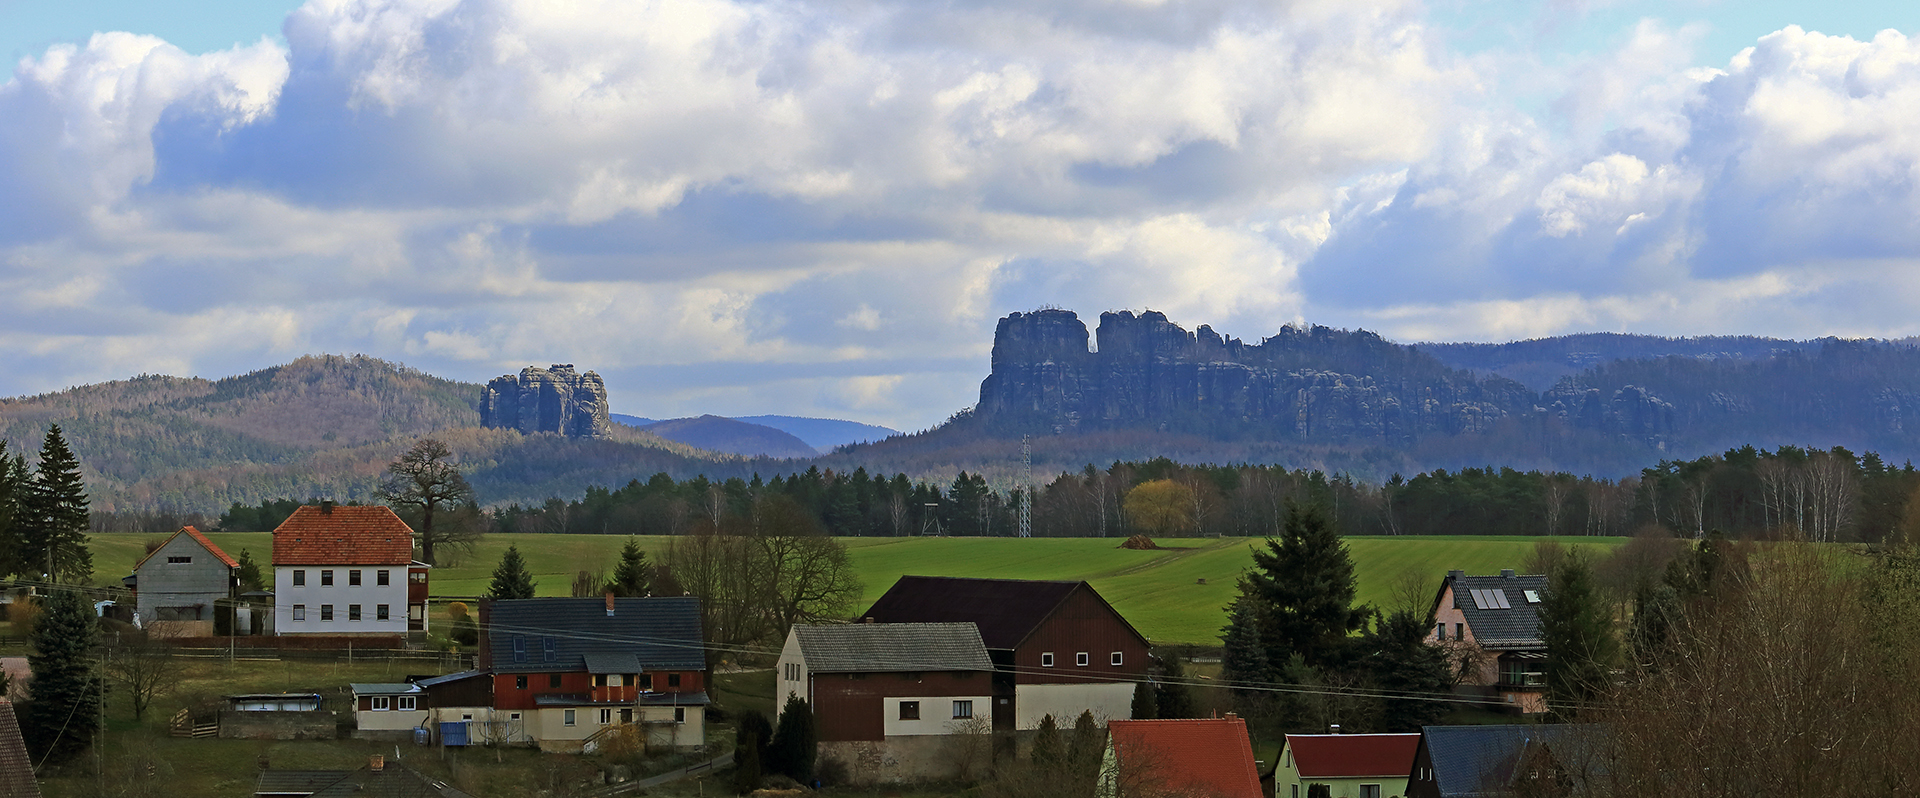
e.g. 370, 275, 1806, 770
767, 694, 818, 784
1241, 499, 1366, 668
733, 710, 772, 793
24, 587, 100, 765
1154, 652, 1196, 719
1221, 586, 1274, 721
1131, 681, 1158, 720
234, 549, 265, 594
22, 426, 91, 582
487, 545, 537, 600
1360, 609, 1454, 732
0, 448, 25, 579
1541, 552, 1620, 720
1066, 709, 1102, 783
604, 537, 652, 597
1030, 713, 1062, 768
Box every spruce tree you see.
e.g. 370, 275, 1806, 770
24, 587, 100, 765
234, 549, 265, 594
1030, 713, 1062, 768
487, 545, 537, 600
1541, 552, 1620, 720
1241, 499, 1365, 669
767, 694, 817, 784
605, 537, 652, 597
1154, 652, 1196, 719
733, 711, 772, 793
1361, 608, 1454, 732
0, 448, 25, 579
1221, 588, 1274, 721
1131, 681, 1158, 720
22, 426, 91, 583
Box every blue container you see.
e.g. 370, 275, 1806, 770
413, 727, 430, 746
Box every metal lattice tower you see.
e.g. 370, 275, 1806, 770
1018, 435, 1032, 537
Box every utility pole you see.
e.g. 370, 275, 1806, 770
1018, 436, 1032, 538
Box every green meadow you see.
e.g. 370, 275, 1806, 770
89, 532, 1626, 646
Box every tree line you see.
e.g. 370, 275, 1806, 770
193, 442, 1911, 544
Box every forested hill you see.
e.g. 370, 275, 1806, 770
0, 355, 755, 513
1417, 333, 1805, 391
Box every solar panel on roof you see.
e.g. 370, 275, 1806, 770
1469, 589, 1491, 610
1492, 590, 1511, 609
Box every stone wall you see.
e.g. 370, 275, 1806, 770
219, 710, 338, 740
819, 734, 992, 785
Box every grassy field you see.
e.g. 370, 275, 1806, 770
88, 532, 1627, 646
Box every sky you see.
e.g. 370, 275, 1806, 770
2, 0, 1919, 432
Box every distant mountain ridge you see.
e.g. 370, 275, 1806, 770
638, 416, 819, 459
610, 413, 900, 455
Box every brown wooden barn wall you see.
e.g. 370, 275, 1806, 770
1012, 588, 1150, 685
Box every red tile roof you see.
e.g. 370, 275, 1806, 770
0, 700, 40, 798
135, 525, 239, 571
1107, 717, 1263, 798
272, 506, 415, 566
1286, 733, 1421, 779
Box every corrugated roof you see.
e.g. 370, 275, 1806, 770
484, 597, 705, 673
349, 683, 419, 696
0, 700, 39, 798
1422, 724, 1609, 798
1286, 733, 1420, 779
1443, 573, 1550, 647
272, 506, 416, 566
864, 576, 1134, 650
1108, 718, 1263, 798
791, 623, 993, 673
134, 525, 240, 572
413, 670, 487, 689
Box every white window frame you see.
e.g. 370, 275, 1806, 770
1111, 651, 1123, 666
371, 696, 390, 711
397, 696, 416, 711
292, 604, 306, 621
952, 700, 973, 719
564, 709, 576, 727
1076, 652, 1090, 667
599, 708, 613, 724
1041, 652, 1055, 667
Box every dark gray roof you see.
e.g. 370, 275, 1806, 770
413, 670, 487, 689
792, 622, 993, 673
1443, 572, 1550, 648
255, 770, 351, 796
583, 652, 642, 674
484, 597, 705, 673
1422, 724, 1609, 797
349, 683, 418, 696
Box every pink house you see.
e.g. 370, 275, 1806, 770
1426, 569, 1549, 714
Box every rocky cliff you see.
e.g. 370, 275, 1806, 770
976, 309, 1674, 447
479, 364, 613, 438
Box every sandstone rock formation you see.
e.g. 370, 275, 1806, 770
976, 309, 1673, 448
479, 364, 613, 438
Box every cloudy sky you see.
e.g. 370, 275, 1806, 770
2, 0, 1917, 432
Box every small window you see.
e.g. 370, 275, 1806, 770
516, 675, 528, 690
599, 708, 612, 724
1436, 624, 1446, 641
674, 707, 685, 723
1360, 785, 1382, 798
1111, 652, 1123, 666
320, 604, 334, 621
167, 556, 191, 564
667, 673, 681, 687
542, 637, 556, 662
1041, 653, 1055, 667
640, 674, 654, 690
348, 604, 362, 621
1455, 623, 1464, 640
509, 712, 521, 721
349, 569, 362, 586
293, 570, 306, 587
371, 696, 390, 711
549, 674, 562, 689
564, 709, 576, 727
1076, 652, 1089, 667
320, 570, 334, 586
512, 637, 527, 663
378, 569, 391, 586
594, 674, 606, 688
397, 696, 416, 711
410, 571, 427, 584
1524, 590, 1541, 604
899, 701, 920, 720
292, 604, 306, 621
952, 700, 973, 719
377, 604, 390, 621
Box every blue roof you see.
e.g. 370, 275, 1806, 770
1422, 724, 1609, 797
485, 596, 705, 673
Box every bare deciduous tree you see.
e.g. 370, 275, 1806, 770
379, 438, 481, 565
103, 629, 183, 720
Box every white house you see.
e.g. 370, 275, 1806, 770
272, 503, 428, 635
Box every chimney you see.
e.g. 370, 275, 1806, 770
321, 500, 335, 515
1224, 712, 1238, 720
1501, 569, 1516, 578
1448, 569, 1465, 580
1329, 724, 1341, 735
606, 593, 616, 617
862, 616, 875, 624
369, 754, 384, 772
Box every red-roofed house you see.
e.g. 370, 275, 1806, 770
131, 525, 241, 636
272, 504, 428, 635
1272, 733, 1420, 798
1100, 716, 1263, 798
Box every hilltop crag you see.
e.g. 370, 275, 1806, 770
976, 309, 1672, 447
479, 364, 613, 438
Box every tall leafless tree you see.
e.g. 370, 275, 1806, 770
379, 438, 481, 566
